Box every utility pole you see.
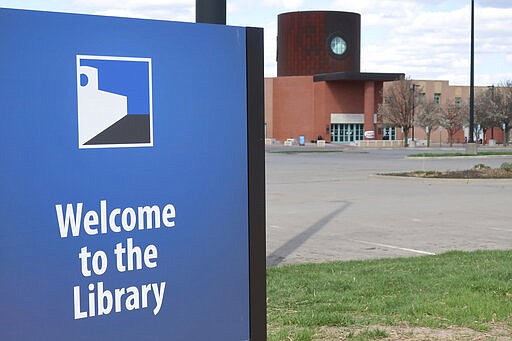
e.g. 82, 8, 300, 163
411, 84, 419, 143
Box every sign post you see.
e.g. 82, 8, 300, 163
0, 8, 265, 340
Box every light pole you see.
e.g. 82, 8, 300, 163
465, 0, 477, 154
411, 84, 420, 142
488, 85, 495, 140
469, 0, 475, 143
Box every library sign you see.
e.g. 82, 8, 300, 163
0, 8, 265, 340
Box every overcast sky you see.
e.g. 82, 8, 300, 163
1, 0, 510, 85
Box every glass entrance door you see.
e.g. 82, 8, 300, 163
331, 123, 364, 143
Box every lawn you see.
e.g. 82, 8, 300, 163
267, 250, 512, 340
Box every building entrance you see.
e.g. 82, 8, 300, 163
331, 123, 364, 143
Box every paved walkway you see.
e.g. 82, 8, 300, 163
265, 145, 512, 266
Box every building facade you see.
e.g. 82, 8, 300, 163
384, 80, 506, 145
265, 11, 403, 143
265, 11, 509, 145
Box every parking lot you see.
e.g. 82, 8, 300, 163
265, 145, 512, 266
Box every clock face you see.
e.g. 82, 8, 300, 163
330, 36, 347, 56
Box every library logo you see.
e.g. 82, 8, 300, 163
77, 55, 153, 148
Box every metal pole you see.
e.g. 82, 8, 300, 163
412, 84, 419, 142
469, 0, 475, 143
196, 0, 226, 25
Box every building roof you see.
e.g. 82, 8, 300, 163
313, 71, 404, 82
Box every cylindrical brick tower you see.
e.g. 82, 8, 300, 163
277, 11, 361, 76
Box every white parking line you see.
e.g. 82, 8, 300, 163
352, 239, 436, 255
488, 227, 512, 232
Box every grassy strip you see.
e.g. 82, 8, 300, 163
267, 250, 512, 341
408, 151, 512, 157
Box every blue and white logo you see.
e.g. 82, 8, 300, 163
77, 55, 153, 148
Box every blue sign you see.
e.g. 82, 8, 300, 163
0, 8, 253, 340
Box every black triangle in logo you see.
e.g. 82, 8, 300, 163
85, 114, 151, 145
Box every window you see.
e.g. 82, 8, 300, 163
330, 36, 347, 55
419, 92, 426, 104
382, 127, 397, 140
434, 93, 441, 104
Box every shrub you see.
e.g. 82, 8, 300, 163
473, 163, 490, 170
500, 162, 512, 172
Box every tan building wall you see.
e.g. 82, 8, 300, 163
264, 78, 274, 139
383, 80, 506, 144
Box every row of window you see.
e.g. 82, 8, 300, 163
386, 93, 462, 105
330, 124, 397, 143
418, 93, 461, 105
331, 123, 364, 143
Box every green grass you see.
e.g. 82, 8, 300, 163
347, 328, 389, 340
408, 151, 512, 157
267, 250, 512, 340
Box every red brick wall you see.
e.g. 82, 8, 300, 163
272, 76, 315, 141
315, 81, 365, 141
269, 77, 383, 143
277, 11, 360, 76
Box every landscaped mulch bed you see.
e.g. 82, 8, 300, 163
382, 163, 512, 179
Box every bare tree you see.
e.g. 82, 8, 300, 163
475, 87, 501, 143
378, 76, 416, 147
415, 99, 441, 147
495, 81, 512, 146
440, 102, 467, 147
475, 82, 512, 146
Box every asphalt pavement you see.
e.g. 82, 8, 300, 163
265, 144, 512, 266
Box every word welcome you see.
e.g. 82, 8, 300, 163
56, 200, 176, 238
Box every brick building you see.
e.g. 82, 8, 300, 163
265, 11, 509, 145
384, 80, 506, 145
265, 11, 403, 143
